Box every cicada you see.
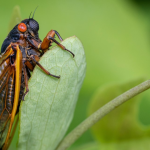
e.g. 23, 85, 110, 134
0, 12, 74, 150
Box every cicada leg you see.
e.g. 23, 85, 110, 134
29, 55, 60, 79
40, 30, 75, 57
22, 62, 29, 100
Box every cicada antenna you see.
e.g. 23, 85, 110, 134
29, 12, 32, 19
32, 6, 38, 19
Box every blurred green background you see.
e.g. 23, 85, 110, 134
1, 0, 150, 149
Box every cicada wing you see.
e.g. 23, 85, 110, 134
2, 45, 22, 150
0, 45, 14, 65
6, 114, 19, 149
0, 58, 15, 148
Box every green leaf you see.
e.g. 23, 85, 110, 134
138, 92, 150, 125
68, 142, 100, 150
8, 5, 21, 32
18, 36, 86, 150
69, 138, 150, 150
100, 137, 150, 150
87, 78, 150, 143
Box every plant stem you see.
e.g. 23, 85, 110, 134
56, 80, 150, 150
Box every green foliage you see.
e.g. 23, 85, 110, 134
3, 0, 150, 149
100, 138, 150, 150
8, 6, 21, 32
88, 78, 150, 142
70, 138, 150, 150
87, 78, 150, 149
69, 142, 100, 150
18, 36, 86, 150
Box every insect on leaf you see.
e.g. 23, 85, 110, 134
18, 36, 86, 150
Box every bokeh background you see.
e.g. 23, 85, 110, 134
1, 0, 150, 149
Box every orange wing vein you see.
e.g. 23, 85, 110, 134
0, 45, 22, 150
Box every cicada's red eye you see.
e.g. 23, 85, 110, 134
18, 23, 27, 32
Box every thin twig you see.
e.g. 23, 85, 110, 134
56, 80, 150, 150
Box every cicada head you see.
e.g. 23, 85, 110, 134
20, 18, 39, 39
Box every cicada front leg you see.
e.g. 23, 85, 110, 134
39, 30, 75, 57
